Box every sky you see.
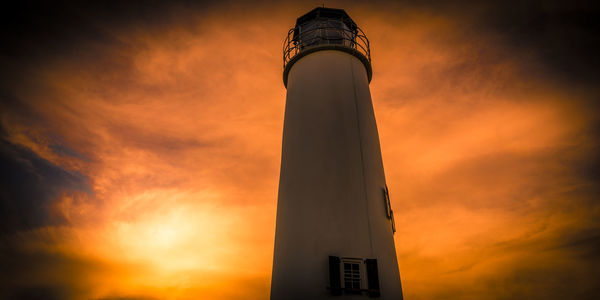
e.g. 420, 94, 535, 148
1, 0, 599, 299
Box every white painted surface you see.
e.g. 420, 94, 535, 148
271, 50, 403, 300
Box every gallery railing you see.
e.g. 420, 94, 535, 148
283, 24, 371, 71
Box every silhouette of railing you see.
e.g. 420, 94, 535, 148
283, 23, 371, 71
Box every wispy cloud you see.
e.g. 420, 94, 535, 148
0, 1, 598, 299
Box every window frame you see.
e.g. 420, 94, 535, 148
340, 257, 366, 293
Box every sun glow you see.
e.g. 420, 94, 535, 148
93, 190, 229, 270
43, 188, 274, 298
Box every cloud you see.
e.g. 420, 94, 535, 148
0, 134, 92, 233
0, 1, 598, 299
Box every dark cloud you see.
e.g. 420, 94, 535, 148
5, 286, 69, 300
472, 1, 600, 87
0, 243, 108, 300
486, 263, 600, 300
368, 0, 600, 89
0, 133, 91, 233
49, 143, 90, 162
552, 227, 600, 259
0, 0, 222, 95
0, 1, 212, 59
422, 219, 600, 299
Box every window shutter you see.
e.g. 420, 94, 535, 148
329, 256, 342, 295
366, 259, 381, 297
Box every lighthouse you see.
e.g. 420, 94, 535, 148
271, 7, 403, 300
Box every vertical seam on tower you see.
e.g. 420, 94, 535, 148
349, 55, 375, 257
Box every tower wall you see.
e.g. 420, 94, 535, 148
271, 50, 403, 300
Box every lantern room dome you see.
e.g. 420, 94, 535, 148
283, 7, 371, 87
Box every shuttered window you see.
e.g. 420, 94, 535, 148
328, 256, 381, 297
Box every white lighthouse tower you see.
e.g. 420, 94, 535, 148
271, 7, 403, 300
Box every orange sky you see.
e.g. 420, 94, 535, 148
1, 1, 599, 300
